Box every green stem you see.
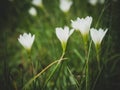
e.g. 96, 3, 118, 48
23, 57, 67, 89
67, 66, 80, 89
79, 41, 92, 90
92, 67, 103, 90
43, 52, 65, 88
52, 62, 63, 89
28, 52, 36, 89
79, 40, 91, 88
83, 37, 88, 90
96, 45, 101, 71
97, 51, 100, 71
41, 6, 49, 18
85, 40, 92, 90
86, 60, 88, 90
84, 49, 88, 90
95, 0, 110, 28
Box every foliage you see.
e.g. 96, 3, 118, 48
0, 0, 120, 90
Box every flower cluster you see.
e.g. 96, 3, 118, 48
18, 16, 108, 89
55, 16, 108, 53
18, 16, 108, 55
28, 0, 73, 16
28, 0, 43, 16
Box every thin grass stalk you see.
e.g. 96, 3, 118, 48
23, 57, 67, 90
92, 67, 103, 90
85, 41, 92, 90
44, 52, 65, 88
67, 66, 80, 89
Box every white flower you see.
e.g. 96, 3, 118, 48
28, 7, 37, 16
18, 33, 35, 50
88, 0, 105, 6
59, 0, 73, 13
56, 26, 74, 43
71, 16, 92, 36
88, 0, 98, 6
90, 28, 108, 46
56, 26, 74, 52
32, 0, 43, 7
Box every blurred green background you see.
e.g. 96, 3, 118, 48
0, 0, 120, 90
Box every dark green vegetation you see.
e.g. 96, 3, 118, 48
0, 0, 120, 90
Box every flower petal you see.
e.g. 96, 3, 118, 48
71, 16, 92, 36
90, 28, 108, 45
18, 33, 35, 50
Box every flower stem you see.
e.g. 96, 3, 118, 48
83, 37, 89, 90
23, 58, 67, 89
85, 59, 88, 90
92, 67, 103, 90
85, 40, 92, 90
67, 66, 80, 88
96, 45, 101, 71
44, 52, 65, 88
79, 41, 92, 89
97, 52, 100, 71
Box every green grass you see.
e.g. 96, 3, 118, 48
0, 0, 120, 90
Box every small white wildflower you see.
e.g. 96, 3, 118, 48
28, 7, 37, 16
88, 0, 98, 6
90, 28, 108, 46
32, 0, 43, 7
88, 0, 105, 6
71, 16, 93, 37
18, 33, 35, 51
59, 0, 73, 13
56, 26, 74, 52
